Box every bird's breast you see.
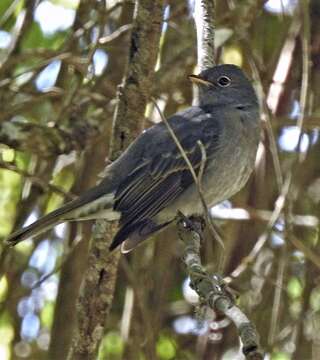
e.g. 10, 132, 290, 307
206, 119, 258, 200
202, 145, 253, 204
154, 114, 260, 223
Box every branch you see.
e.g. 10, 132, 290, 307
229, 176, 291, 280
177, 214, 264, 360
68, 1, 165, 359
0, 0, 36, 75
173, 2, 263, 357
99, 24, 133, 45
0, 159, 75, 200
210, 205, 318, 228
194, 0, 215, 71
153, 100, 263, 355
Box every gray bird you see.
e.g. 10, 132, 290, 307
6, 64, 260, 252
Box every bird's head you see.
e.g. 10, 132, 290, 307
189, 64, 258, 109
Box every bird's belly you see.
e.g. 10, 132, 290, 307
202, 158, 252, 206
155, 146, 255, 223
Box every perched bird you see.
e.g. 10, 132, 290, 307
6, 64, 260, 252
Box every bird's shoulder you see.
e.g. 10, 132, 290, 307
142, 105, 223, 156
108, 105, 224, 188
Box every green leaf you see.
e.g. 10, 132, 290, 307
41, 302, 55, 328
14, 151, 31, 171
0, 0, 15, 19
0, 276, 8, 302
98, 331, 124, 360
0, 312, 14, 345
51, 0, 79, 9
22, 22, 67, 50
46, 164, 75, 213
0, 0, 24, 31
0, 168, 22, 237
1, 149, 14, 162
156, 335, 176, 360
222, 45, 243, 67
271, 352, 291, 360
287, 277, 303, 300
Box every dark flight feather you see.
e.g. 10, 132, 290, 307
110, 108, 222, 250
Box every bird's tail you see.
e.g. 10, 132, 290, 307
6, 208, 66, 246
6, 184, 115, 246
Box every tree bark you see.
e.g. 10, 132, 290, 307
68, 1, 165, 359
194, 0, 216, 71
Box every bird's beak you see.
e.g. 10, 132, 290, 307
188, 74, 212, 86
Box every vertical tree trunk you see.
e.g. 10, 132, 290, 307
48, 3, 134, 356
68, 1, 165, 359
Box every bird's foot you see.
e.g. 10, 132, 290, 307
177, 211, 205, 233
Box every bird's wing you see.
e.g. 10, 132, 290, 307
110, 107, 222, 249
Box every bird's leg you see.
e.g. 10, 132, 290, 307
177, 211, 205, 234
189, 215, 206, 232
177, 212, 231, 300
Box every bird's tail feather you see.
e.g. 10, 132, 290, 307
6, 210, 64, 246
6, 184, 114, 246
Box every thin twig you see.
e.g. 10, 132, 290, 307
210, 205, 318, 227
152, 99, 198, 181
196, 140, 206, 185
229, 174, 291, 280
289, 234, 320, 269
295, 0, 310, 161
99, 24, 133, 44
0, 160, 75, 200
0, 0, 21, 27
31, 263, 63, 291
247, 53, 284, 191
268, 248, 287, 345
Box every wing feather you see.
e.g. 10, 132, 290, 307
111, 106, 222, 248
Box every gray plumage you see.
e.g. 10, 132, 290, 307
6, 64, 260, 252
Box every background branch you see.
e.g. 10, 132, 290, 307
67, 1, 165, 358
194, 0, 216, 71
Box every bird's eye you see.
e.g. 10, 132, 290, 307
217, 76, 231, 87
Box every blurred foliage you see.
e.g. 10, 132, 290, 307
156, 335, 176, 360
98, 331, 124, 360
22, 23, 66, 50
0, 169, 22, 237
0, 0, 319, 359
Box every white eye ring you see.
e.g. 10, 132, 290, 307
217, 76, 231, 87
